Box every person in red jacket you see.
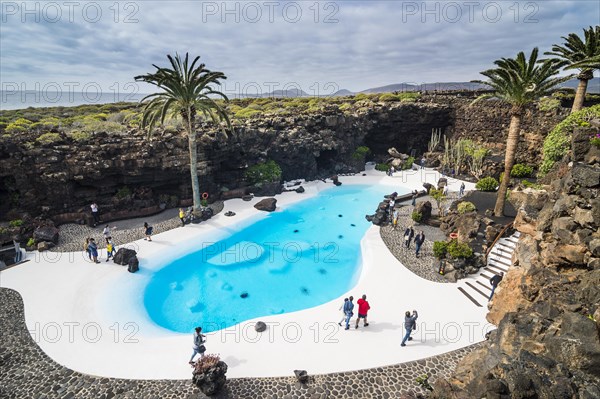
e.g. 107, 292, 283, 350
355, 294, 371, 329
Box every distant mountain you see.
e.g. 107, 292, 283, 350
331, 89, 355, 96
360, 82, 489, 94
559, 77, 600, 93
245, 88, 309, 98
238, 77, 599, 99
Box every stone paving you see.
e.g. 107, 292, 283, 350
50, 202, 224, 253
380, 195, 457, 284
0, 287, 481, 399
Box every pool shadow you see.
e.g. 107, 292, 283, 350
221, 355, 248, 368
352, 321, 402, 333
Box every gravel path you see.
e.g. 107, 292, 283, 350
380, 193, 460, 284
51, 202, 224, 253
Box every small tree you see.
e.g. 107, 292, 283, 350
429, 188, 447, 217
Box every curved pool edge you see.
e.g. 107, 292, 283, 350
0, 168, 487, 379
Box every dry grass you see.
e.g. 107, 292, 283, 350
193, 354, 221, 374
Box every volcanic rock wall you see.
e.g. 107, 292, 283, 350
0, 97, 566, 220
430, 127, 600, 399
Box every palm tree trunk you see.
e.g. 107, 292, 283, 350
187, 112, 202, 212
494, 115, 521, 217
571, 78, 588, 113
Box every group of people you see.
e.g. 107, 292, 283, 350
84, 225, 116, 263
403, 227, 426, 257
336, 297, 419, 347
338, 295, 371, 330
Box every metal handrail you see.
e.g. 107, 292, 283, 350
485, 221, 514, 262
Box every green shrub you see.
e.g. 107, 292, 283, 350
475, 177, 498, 191
433, 241, 448, 259
9, 219, 23, 228
352, 146, 370, 160
457, 201, 476, 214
447, 240, 473, 259
591, 134, 600, 148
245, 160, 282, 185
511, 163, 534, 178
402, 156, 415, 170
115, 186, 131, 199
67, 131, 91, 142
5, 117, 33, 134
27, 237, 36, 247
521, 180, 543, 190
339, 103, 352, 112
415, 374, 433, 392
540, 104, 600, 176
537, 97, 561, 112
234, 107, 262, 119
379, 93, 400, 102
375, 163, 389, 172
411, 211, 423, 223
35, 132, 62, 145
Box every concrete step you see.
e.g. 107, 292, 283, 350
476, 280, 492, 292
498, 238, 517, 248
483, 267, 503, 276
488, 258, 510, 271
486, 263, 507, 274
458, 287, 483, 307
489, 249, 513, 261
465, 281, 489, 299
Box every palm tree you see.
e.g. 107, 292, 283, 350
135, 53, 231, 212
473, 48, 572, 216
545, 26, 600, 112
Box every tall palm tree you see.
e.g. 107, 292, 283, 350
473, 48, 572, 216
135, 53, 231, 211
545, 26, 600, 112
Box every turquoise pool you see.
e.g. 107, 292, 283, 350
144, 184, 402, 333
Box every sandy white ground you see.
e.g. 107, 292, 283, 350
1, 166, 489, 379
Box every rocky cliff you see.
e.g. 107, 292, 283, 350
0, 95, 566, 221
430, 127, 600, 399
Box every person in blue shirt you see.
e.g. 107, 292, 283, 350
343, 296, 354, 330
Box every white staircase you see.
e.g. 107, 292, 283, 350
456, 231, 520, 307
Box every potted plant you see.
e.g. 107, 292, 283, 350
192, 354, 228, 396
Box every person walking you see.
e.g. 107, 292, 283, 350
390, 165, 395, 176
102, 224, 116, 240
420, 157, 425, 169
355, 294, 370, 328
489, 272, 504, 301
84, 238, 92, 260
392, 209, 399, 229
459, 182, 465, 198
401, 310, 418, 347
189, 326, 206, 364
415, 231, 426, 257
90, 202, 100, 226
143, 222, 153, 241
338, 298, 349, 326
343, 296, 354, 330
105, 237, 116, 262
88, 238, 100, 264
179, 208, 186, 226
411, 190, 418, 206
404, 227, 415, 249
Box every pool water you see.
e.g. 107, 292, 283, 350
144, 184, 400, 333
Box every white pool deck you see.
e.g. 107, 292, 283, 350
0, 166, 490, 380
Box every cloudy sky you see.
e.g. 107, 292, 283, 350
1, 1, 598, 98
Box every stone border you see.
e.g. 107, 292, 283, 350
1, 287, 481, 399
